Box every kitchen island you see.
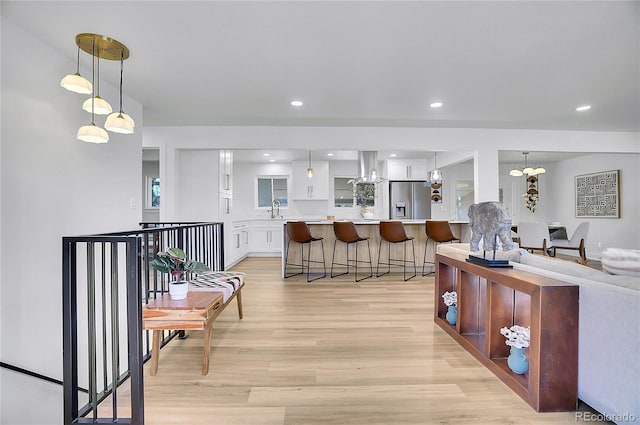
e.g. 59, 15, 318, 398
281, 220, 469, 277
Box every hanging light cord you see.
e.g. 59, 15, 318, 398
90, 39, 96, 125
118, 50, 124, 116
75, 46, 81, 74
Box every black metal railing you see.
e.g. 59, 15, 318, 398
62, 222, 224, 425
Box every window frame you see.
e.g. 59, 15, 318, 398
255, 175, 290, 209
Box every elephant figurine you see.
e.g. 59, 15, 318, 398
468, 201, 516, 251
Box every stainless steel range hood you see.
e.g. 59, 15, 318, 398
355, 151, 385, 183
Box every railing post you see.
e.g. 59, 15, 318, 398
127, 237, 145, 424
62, 238, 78, 425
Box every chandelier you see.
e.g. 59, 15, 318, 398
509, 152, 546, 177
61, 33, 134, 143
510, 152, 545, 213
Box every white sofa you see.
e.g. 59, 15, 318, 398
437, 243, 640, 424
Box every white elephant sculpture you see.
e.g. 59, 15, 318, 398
468, 201, 516, 251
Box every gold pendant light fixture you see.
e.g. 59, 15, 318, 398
62, 33, 133, 143
307, 151, 314, 178
60, 46, 92, 94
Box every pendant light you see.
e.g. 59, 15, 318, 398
77, 39, 109, 144
82, 51, 112, 115
60, 46, 92, 94
105, 51, 135, 134
429, 152, 442, 183
307, 151, 313, 178
510, 152, 546, 177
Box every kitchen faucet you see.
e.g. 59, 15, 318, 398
269, 199, 281, 219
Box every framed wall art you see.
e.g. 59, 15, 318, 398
575, 170, 619, 218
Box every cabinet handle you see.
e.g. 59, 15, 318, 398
235, 233, 240, 248
225, 198, 230, 214
406, 165, 411, 179
268, 230, 271, 243
225, 173, 230, 191
310, 185, 314, 197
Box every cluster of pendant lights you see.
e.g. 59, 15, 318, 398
509, 152, 546, 177
60, 33, 134, 143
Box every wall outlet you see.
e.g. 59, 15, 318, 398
597, 241, 603, 248
130, 197, 136, 209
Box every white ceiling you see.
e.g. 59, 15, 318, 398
3, 1, 639, 131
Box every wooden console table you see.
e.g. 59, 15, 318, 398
434, 253, 579, 412
143, 291, 224, 376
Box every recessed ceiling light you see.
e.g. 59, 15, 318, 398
290, 100, 303, 107
269, 159, 275, 162
430, 102, 443, 108
576, 105, 591, 112
327, 153, 334, 156
263, 153, 270, 156
389, 153, 397, 157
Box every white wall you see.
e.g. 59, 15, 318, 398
1, 18, 143, 422
176, 150, 219, 221
547, 153, 640, 259
430, 161, 475, 221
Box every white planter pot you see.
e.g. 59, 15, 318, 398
168, 281, 189, 300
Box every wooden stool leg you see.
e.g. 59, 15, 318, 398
150, 330, 161, 376
236, 289, 243, 319
202, 324, 213, 375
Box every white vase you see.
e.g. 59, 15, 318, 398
168, 281, 189, 300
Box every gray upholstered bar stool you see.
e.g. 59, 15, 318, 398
330, 221, 373, 282
422, 221, 460, 276
284, 221, 326, 282
376, 220, 416, 281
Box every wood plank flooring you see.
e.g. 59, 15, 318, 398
140, 257, 601, 424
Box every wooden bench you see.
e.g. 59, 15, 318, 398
142, 272, 244, 375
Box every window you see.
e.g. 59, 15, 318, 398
146, 177, 160, 208
334, 177, 354, 207
257, 177, 288, 208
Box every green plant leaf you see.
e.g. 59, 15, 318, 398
166, 247, 186, 261
186, 260, 210, 274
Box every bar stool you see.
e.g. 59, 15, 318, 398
422, 221, 460, 276
376, 221, 416, 281
330, 221, 373, 282
284, 221, 326, 282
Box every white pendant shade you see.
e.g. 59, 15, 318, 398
61, 73, 93, 94
77, 124, 109, 144
82, 96, 112, 115
510, 168, 524, 177
430, 169, 442, 182
534, 167, 546, 174
522, 166, 535, 175
105, 112, 135, 134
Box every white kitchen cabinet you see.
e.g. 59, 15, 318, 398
387, 159, 428, 180
228, 221, 250, 266
291, 161, 329, 200
250, 220, 283, 254
219, 149, 233, 195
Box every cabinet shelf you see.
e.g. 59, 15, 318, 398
434, 253, 578, 412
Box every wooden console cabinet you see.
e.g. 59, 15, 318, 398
434, 253, 579, 412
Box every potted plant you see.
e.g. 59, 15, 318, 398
442, 291, 457, 325
348, 180, 376, 218
500, 324, 531, 374
149, 247, 210, 300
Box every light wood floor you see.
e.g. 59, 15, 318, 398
140, 257, 603, 425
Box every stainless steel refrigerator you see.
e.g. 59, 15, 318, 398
389, 181, 431, 219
